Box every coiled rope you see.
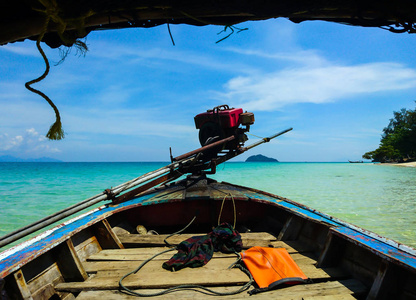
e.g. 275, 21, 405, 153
119, 216, 253, 297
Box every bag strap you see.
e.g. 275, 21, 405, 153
248, 277, 312, 295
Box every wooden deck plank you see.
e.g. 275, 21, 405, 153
114, 244, 283, 255
86, 247, 236, 261
90, 260, 347, 282
85, 251, 318, 268
84, 254, 236, 271
75, 279, 366, 299
270, 240, 316, 253
56, 267, 248, 292
89, 263, 347, 281
240, 279, 367, 299
87, 240, 309, 262
118, 232, 279, 248
66, 232, 351, 294
59, 253, 349, 293
87, 248, 317, 264
302, 295, 357, 300
92, 257, 242, 281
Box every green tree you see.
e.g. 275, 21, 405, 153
363, 104, 416, 162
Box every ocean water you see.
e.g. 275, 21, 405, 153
1, 162, 416, 248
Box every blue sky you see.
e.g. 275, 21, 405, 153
1, 19, 416, 162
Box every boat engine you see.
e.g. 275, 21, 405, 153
169, 105, 288, 174
194, 104, 255, 151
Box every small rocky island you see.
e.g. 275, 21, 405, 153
245, 154, 279, 162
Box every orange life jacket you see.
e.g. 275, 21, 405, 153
241, 246, 310, 295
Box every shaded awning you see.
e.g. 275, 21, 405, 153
2, 0, 416, 48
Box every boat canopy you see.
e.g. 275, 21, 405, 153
1, 0, 416, 48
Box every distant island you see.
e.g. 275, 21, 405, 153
245, 154, 278, 162
0, 155, 62, 162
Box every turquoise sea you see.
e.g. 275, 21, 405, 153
1, 162, 416, 249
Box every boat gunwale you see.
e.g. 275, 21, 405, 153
1, 180, 416, 279
222, 181, 416, 257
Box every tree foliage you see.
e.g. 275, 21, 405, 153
363, 104, 416, 162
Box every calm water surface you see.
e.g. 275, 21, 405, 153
1, 162, 415, 248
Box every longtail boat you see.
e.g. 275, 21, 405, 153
1, 106, 415, 299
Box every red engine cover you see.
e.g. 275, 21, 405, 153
195, 107, 243, 129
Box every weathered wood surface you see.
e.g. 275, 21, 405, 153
55, 231, 357, 296
87, 237, 314, 261
57, 251, 348, 292
75, 279, 367, 299
93, 219, 125, 249
26, 263, 62, 294
87, 260, 346, 280
85, 247, 235, 263
56, 260, 249, 292
87, 248, 315, 264
118, 232, 279, 248
13, 270, 32, 299
90, 253, 335, 275
73, 236, 102, 262
56, 239, 88, 282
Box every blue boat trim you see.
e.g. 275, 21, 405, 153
332, 226, 416, 271
244, 187, 416, 271
231, 182, 416, 257
0, 192, 157, 277
1, 182, 416, 279
243, 190, 340, 226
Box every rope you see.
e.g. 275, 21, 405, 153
163, 216, 196, 248
177, 11, 248, 43
119, 251, 253, 297
119, 247, 176, 297
35, 0, 93, 46
24, 0, 92, 140
247, 132, 265, 139
216, 26, 249, 44
167, 21, 175, 46
218, 193, 236, 229
119, 216, 254, 297
24, 16, 64, 140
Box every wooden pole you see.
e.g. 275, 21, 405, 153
0, 157, 193, 248
0, 128, 292, 248
243, 128, 293, 151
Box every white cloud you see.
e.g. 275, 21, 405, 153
218, 60, 416, 111
224, 47, 327, 67
0, 128, 60, 155
0, 88, 195, 143
0, 133, 23, 150
88, 42, 249, 74
0, 82, 30, 100
0, 44, 40, 57
64, 106, 195, 138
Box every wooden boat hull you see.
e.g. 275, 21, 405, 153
1, 176, 415, 299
